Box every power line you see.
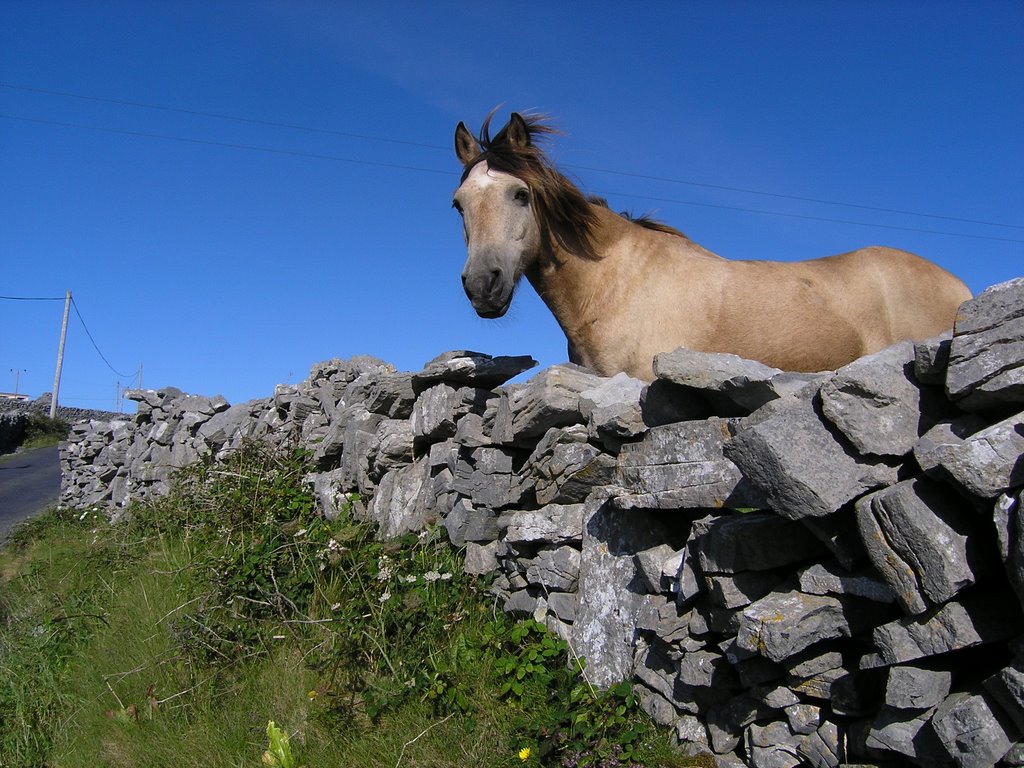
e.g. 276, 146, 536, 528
0, 113, 454, 177
68, 297, 135, 379
0, 294, 66, 301
570, 164, 1024, 231
2, 113, 1022, 244
0, 82, 450, 151
4, 81, 1020, 231
599, 190, 1024, 244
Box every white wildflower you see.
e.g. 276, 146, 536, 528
379, 590, 391, 603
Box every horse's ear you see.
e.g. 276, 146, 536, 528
454, 121, 480, 166
507, 113, 531, 149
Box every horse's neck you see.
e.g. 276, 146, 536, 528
528, 205, 726, 375
526, 206, 639, 369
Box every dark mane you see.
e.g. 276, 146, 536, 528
587, 196, 689, 239
463, 112, 603, 261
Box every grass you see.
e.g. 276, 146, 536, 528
21, 413, 70, 450
0, 442, 707, 768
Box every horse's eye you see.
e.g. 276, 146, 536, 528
514, 189, 530, 205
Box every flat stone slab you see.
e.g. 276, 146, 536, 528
855, 478, 978, 615
411, 350, 537, 392
885, 666, 952, 709
614, 418, 764, 510
725, 393, 899, 520
736, 591, 852, 663
929, 410, 1024, 498
819, 341, 932, 457
947, 277, 1024, 412
928, 691, 1017, 768
653, 347, 786, 413
694, 511, 828, 574
872, 593, 1020, 665
491, 365, 603, 445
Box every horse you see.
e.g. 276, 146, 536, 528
452, 112, 972, 380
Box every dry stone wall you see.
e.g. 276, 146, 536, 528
61, 277, 1024, 768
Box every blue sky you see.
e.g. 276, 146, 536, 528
2, 1, 1021, 411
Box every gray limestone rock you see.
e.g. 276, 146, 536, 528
578, 372, 647, 448
309, 468, 361, 521
524, 426, 617, 506
571, 499, 667, 688
634, 543, 682, 594
745, 721, 802, 768
678, 648, 738, 690
705, 571, 783, 609
614, 418, 765, 510
995, 490, 1024, 612
819, 341, 936, 457
915, 332, 954, 386
196, 402, 252, 448
929, 411, 1024, 498
410, 350, 536, 392
524, 546, 581, 591
872, 592, 1020, 665
885, 666, 952, 710
928, 691, 1017, 768
984, 660, 1024, 733
366, 456, 432, 538
855, 477, 978, 615
653, 347, 786, 414
337, 406, 385, 494
411, 383, 462, 444
638, 378, 714, 427
947, 277, 1024, 412
463, 540, 499, 575
491, 365, 602, 445
695, 511, 828, 574
865, 705, 936, 760
502, 503, 586, 546
725, 393, 899, 520
373, 419, 414, 473
451, 446, 522, 511
913, 415, 989, 477
705, 694, 774, 754
736, 591, 853, 662
796, 561, 895, 604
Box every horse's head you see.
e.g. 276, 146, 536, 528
452, 113, 541, 318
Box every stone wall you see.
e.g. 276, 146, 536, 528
60, 277, 1024, 768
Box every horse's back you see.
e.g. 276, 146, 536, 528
829, 246, 970, 343
707, 246, 970, 371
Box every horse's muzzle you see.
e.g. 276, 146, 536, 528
462, 268, 512, 318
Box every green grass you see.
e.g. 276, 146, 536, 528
0, 442, 706, 768
21, 413, 70, 450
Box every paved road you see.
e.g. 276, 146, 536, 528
0, 446, 61, 539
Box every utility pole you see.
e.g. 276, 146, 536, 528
50, 290, 71, 419
10, 368, 26, 395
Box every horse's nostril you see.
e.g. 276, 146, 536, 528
487, 269, 501, 294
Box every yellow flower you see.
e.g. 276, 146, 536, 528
307, 690, 318, 699
518, 747, 531, 761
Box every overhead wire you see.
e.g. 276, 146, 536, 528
0, 295, 66, 301
3, 81, 1021, 233
6, 112, 1021, 246
69, 297, 136, 380
2, 293, 139, 396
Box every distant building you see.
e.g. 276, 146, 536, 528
0, 392, 30, 402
